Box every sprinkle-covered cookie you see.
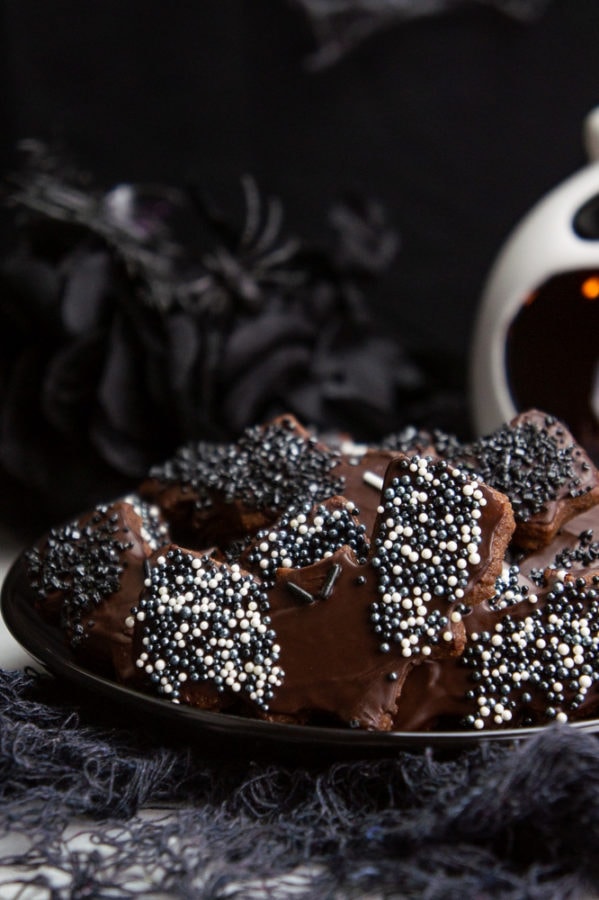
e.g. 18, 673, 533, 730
26, 496, 170, 679
454, 410, 599, 550
140, 414, 344, 546
394, 563, 599, 731
370, 455, 515, 615
458, 569, 599, 729
132, 546, 284, 712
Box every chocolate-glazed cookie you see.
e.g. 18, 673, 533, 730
26, 495, 170, 680
516, 502, 599, 581
266, 547, 465, 731
256, 455, 513, 729
374, 455, 515, 610
130, 545, 284, 713
453, 410, 599, 551
139, 414, 345, 548
394, 564, 599, 731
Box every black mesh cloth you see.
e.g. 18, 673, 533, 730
0, 666, 598, 898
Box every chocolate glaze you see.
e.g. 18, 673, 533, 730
266, 549, 434, 730
517, 503, 599, 579
334, 449, 400, 536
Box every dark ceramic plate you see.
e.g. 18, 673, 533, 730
4, 552, 599, 758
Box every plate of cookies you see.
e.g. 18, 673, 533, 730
4, 409, 599, 754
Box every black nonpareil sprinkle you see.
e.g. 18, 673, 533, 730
136, 548, 284, 708
461, 574, 599, 729
457, 417, 582, 522
247, 499, 369, 587
552, 530, 599, 572
26, 504, 134, 647
368, 456, 485, 655
149, 418, 344, 515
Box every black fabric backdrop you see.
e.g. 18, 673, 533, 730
2, 0, 599, 369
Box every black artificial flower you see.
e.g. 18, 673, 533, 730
0, 142, 449, 521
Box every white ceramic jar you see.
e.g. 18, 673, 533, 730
470, 107, 599, 461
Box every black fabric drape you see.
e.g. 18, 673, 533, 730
3, 0, 599, 363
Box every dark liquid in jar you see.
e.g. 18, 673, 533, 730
506, 270, 599, 464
